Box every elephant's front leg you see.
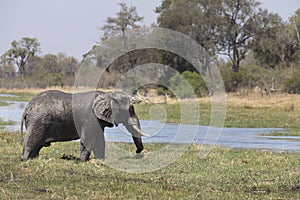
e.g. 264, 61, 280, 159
80, 142, 91, 161
91, 128, 105, 160
80, 122, 105, 160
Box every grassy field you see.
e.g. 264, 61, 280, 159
0, 89, 300, 198
134, 93, 300, 137
0, 131, 300, 199
135, 103, 300, 128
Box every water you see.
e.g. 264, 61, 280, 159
0, 100, 27, 131
105, 121, 298, 153
0, 98, 299, 153
0, 94, 20, 98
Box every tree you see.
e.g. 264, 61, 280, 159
252, 9, 300, 69
156, 0, 221, 56
101, 2, 144, 39
98, 2, 144, 76
156, 0, 267, 72
285, 9, 300, 68
250, 10, 284, 69
0, 62, 16, 79
41, 54, 60, 74
57, 53, 78, 77
217, 0, 261, 72
1, 37, 40, 77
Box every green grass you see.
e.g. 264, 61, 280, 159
0, 118, 15, 126
0, 101, 10, 107
135, 103, 300, 136
0, 131, 299, 199
260, 129, 300, 137
0, 92, 36, 102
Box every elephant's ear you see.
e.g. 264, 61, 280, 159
92, 93, 114, 124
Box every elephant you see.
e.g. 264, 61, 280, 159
21, 90, 149, 161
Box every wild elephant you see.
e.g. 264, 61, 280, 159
21, 90, 149, 161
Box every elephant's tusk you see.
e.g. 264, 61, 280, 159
132, 125, 151, 137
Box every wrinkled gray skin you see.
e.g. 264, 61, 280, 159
21, 90, 146, 161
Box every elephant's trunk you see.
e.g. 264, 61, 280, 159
124, 123, 150, 153
132, 136, 144, 154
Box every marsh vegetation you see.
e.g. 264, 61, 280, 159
0, 131, 299, 199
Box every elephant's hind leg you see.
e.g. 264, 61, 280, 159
22, 126, 46, 160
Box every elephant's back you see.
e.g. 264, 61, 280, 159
36, 90, 71, 101
23, 90, 103, 120
24, 90, 72, 120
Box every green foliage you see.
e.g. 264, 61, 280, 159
283, 70, 300, 94
156, 0, 267, 72
156, 86, 174, 97
23, 53, 77, 88
46, 73, 64, 87
181, 71, 207, 97
169, 72, 192, 98
164, 71, 207, 98
168, 72, 196, 98
220, 63, 272, 92
251, 11, 285, 68
0, 117, 15, 126
252, 8, 300, 69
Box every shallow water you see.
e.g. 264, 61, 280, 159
0, 98, 299, 153
105, 121, 298, 153
0, 94, 20, 98
0, 100, 27, 131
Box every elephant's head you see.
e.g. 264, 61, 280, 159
92, 92, 149, 153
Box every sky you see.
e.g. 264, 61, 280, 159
0, 0, 299, 61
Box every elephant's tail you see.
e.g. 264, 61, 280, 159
20, 113, 25, 143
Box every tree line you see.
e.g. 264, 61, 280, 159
1, 0, 300, 94
0, 37, 79, 89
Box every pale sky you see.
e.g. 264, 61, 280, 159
0, 0, 299, 61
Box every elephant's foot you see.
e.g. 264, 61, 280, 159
21, 147, 40, 161
43, 142, 51, 147
80, 151, 91, 161
80, 142, 91, 161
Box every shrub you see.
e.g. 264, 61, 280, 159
168, 71, 207, 98
283, 70, 300, 94
219, 63, 272, 92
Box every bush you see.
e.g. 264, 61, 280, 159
219, 63, 272, 92
168, 71, 207, 98
157, 86, 173, 97
182, 71, 207, 97
283, 70, 300, 94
